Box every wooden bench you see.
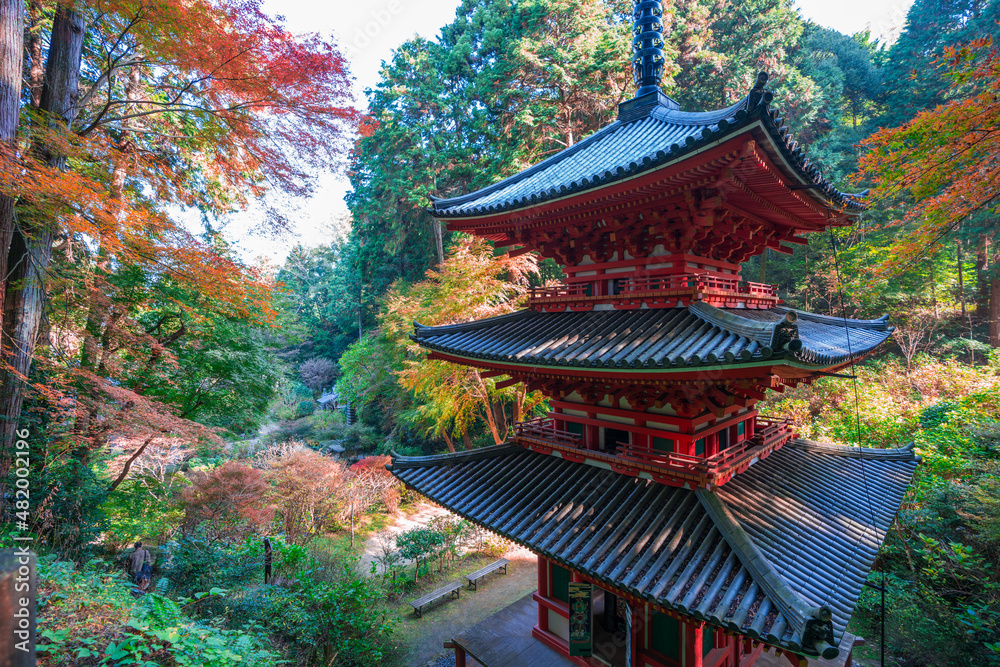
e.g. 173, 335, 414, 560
410, 581, 463, 617
464, 558, 510, 590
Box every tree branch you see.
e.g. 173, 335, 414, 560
108, 435, 155, 491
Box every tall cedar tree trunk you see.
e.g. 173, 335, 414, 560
977, 235, 990, 318
958, 239, 966, 318
26, 0, 44, 106
0, 0, 22, 332
0, 0, 22, 484
0, 0, 22, 488
991, 278, 1000, 348
432, 219, 444, 265
0, 5, 85, 467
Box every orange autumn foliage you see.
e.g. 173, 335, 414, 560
856, 39, 1000, 275
182, 461, 274, 541
0, 0, 359, 460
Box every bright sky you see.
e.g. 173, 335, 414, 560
225, 0, 915, 263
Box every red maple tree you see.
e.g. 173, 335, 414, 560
0, 0, 359, 479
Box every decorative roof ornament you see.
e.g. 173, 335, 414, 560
632, 0, 665, 96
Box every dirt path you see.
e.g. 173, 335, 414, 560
384, 550, 538, 667
360, 502, 453, 574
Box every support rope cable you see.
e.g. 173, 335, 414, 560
827, 226, 886, 667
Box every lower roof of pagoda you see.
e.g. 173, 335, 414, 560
388, 439, 918, 660
412, 303, 891, 377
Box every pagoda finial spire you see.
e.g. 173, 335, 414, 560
632, 0, 665, 97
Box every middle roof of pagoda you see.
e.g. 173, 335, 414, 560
429, 74, 865, 229
413, 302, 891, 376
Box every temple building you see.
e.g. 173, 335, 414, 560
388, 2, 918, 666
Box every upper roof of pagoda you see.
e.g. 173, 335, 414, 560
389, 439, 918, 660
429, 74, 866, 254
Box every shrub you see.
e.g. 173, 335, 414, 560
380, 486, 400, 514
181, 462, 274, 541
35, 556, 277, 666
339, 423, 381, 452
294, 563, 392, 666
296, 400, 317, 418
261, 446, 348, 544
131, 593, 278, 665
428, 516, 466, 571
219, 554, 392, 666
396, 527, 445, 583
159, 532, 264, 598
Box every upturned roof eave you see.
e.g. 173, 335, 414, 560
415, 346, 877, 376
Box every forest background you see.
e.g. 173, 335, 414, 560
1, 0, 1000, 665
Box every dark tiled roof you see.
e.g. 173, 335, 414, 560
413, 303, 891, 371
388, 440, 918, 659
431, 74, 865, 218
717, 439, 918, 641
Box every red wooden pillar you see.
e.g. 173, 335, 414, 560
746, 416, 756, 439
594, 276, 607, 296
455, 645, 467, 667
586, 424, 600, 451
552, 406, 564, 432
629, 600, 641, 667
537, 557, 549, 632
708, 432, 719, 457
686, 622, 703, 667
634, 419, 648, 452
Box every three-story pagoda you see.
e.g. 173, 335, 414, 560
389, 3, 918, 666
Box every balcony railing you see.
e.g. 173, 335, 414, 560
529, 274, 778, 309
514, 418, 583, 448
528, 284, 591, 301
512, 416, 794, 487
752, 417, 795, 448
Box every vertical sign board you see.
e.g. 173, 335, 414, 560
568, 582, 592, 657
624, 602, 633, 667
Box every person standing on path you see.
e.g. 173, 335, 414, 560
127, 541, 151, 589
